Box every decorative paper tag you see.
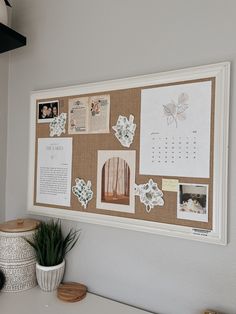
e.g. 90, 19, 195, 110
49, 113, 67, 137
112, 114, 136, 148
162, 179, 179, 192
135, 179, 164, 213
72, 178, 93, 209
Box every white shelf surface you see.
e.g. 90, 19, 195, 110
0, 287, 152, 314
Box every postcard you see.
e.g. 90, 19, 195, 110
68, 94, 110, 134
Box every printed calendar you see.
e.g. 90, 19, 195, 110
140, 80, 212, 178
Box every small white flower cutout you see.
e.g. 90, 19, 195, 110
112, 114, 136, 148
72, 178, 93, 209
49, 113, 67, 137
135, 179, 164, 213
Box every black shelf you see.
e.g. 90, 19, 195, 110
0, 23, 26, 53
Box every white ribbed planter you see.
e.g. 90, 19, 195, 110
0, 0, 8, 25
36, 260, 65, 292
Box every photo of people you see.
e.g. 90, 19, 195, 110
90, 99, 101, 116
177, 183, 208, 222
101, 157, 130, 205
38, 100, 59, 123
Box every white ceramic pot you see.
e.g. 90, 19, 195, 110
0, 0, 8, 25
36, 260, 65, 292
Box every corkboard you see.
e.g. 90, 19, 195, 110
34, 77, 215, 230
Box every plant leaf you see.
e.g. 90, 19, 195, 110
178, 93, 189, 105
167, 116, 174, 125
177, 103, 188, 114
177, 112, 186, 121
23, 219, 80, 266
163, 101, 176, 116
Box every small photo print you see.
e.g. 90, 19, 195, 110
102, 157, 130, 205
90, 97, 101, 116
97, 150, 136, 213
38, 100, 59, 123
177, 183, 208, 222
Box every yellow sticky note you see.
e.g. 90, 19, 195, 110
162, 179, 179, 192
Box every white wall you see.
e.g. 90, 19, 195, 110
0, 53, 8, 222
6, 1, 236, 313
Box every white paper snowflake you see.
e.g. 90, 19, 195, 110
49, 113, 67, 137
112, 114, 136, 148
134, 179, 164, 213
72, 178, 93, 209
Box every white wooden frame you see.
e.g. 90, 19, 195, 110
28, 62, 230, 245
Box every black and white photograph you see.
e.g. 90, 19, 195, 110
177, 183, 208, 222
38, 100, 59, 123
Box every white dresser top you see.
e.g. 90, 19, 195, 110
0, 287, 152, 314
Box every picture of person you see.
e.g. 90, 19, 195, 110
47, 106, 52, 118
38, 100, 59, 123
40, 105, 48, 119
90, 100, 101, 116
52, 105, 58, 117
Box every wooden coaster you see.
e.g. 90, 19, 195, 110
57, 282, 87, 302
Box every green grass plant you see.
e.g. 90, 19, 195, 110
25, 220, 79, 266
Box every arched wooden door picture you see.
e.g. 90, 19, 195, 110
96, 150, 136, 213
101, 157, 130, 205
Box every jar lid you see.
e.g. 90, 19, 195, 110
0, 219, 40, 232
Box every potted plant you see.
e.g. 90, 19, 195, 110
25, 220, 79, 292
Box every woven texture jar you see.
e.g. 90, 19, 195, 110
0, 219, 39, 292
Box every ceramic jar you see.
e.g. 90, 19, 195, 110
0, 219, 39, 292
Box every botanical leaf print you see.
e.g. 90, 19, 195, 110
177, 103, 188, 114
167, 115, 174, 125
112, 114, 136, 148
177, 112, 186, 121
163, 101, 176, 116
134, 179, 164, 213
178, 92, 189, 105
72, 178, 93, 209
49, 113, 67, 137
163, 93, 189, 128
